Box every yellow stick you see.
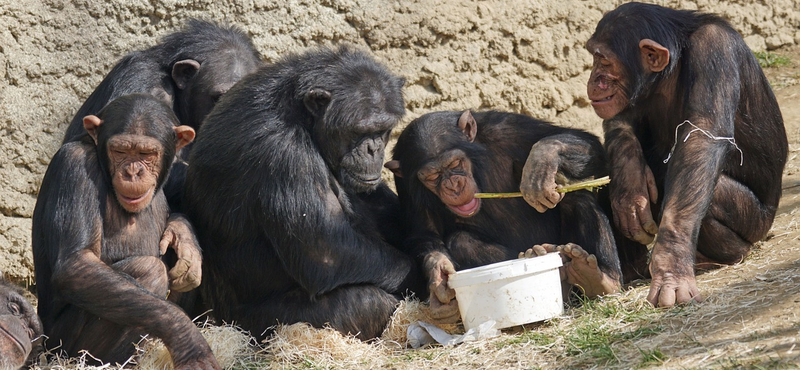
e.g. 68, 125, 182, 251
473, 176, 610, 199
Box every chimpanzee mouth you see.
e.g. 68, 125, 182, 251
0, 324, 26, 356
118, 189, 152, 206
591, 93, 615, 104
447, 198, 481, 218
344, 169, 381, 186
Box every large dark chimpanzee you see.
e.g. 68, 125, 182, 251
33, 94, 219, 369
183, 46, 422, 340
0, 275, 42, 370
386, 110, 623, 322
586, 3, 787, 307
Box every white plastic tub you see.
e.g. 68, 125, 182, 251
448, 252, 564, 330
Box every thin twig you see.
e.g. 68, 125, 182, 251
474, 176, 611, 199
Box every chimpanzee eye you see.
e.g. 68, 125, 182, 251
426, 173, 440, 183
449, 160, 461, 169
8, 302, 20, 315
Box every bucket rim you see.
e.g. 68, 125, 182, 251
448, 252, 563, 289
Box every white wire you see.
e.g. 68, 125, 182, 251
663, 120, 743, 166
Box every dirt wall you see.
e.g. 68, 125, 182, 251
1, 0, 799, 284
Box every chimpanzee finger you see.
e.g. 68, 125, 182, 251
169, 258, 201, 292
430, 281, 456, 303
631, 216, 656, 245
645, 165, 659, 204
617, 210, 635, 241
159, 230, 175, 256
532, 244, 548, 256
429, 294, 460, 322
642, 219, 659, 236
657, 286, 677, 308
646, 283, 661, 307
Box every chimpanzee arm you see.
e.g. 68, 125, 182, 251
258, 133, 418, 297
647, 25, 744, 307
35, 145, 216, 368
520, 132, 607, 213
602, 118, 660, 244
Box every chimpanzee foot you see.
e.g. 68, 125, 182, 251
560, 243, 621, 297
519, 243, 570, 299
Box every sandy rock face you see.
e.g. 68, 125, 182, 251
1, 0, 799, 284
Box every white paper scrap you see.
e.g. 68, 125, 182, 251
407, 320, 500, 348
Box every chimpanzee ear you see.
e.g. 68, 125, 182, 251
639, 39, 670, 73
82, 115, 103, 145
457, 110, 477, 143
384, 160, 403, 178
173, 125, 196, 151
172, 59, 201, 90
303, 89, 332, 118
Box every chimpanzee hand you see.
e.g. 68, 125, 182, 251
520, 142, 564, 213
609, 157, 659, 245
160, 214, 203, 293
423, 251, 460, 323
647, 241, 703, 307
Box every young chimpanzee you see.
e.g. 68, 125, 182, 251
60, 19, 262, 212
0, 275, 42, 370
183, 45, 421, 341
586, 3, 787, 307
32, 94, 219, 369
386, 110, 622, 323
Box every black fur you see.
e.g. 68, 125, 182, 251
183, 46, 420, 340
589, 3, 787, 304
392, 111, 621, 279
33, 95, 215, 366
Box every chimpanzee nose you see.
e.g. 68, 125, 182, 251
125, 163, 145, 178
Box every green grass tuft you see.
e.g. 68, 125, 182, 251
754, 51, 791, 68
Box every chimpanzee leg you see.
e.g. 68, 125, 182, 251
236, 285, 398, 341
614, 234, 651, 282
557, 190, 623, 296
445, 230, 517, 270
696, 175, 775, 267
46, 256, 168, 363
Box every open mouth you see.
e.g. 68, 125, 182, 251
591, 93, 615, 105
447, 197, 481, 217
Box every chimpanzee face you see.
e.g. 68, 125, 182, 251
0, 282, 42, 370
106, 134, 166, 213
585, 36, 670, 120
335, 117, 396, 193
83, 95, 196, 214
586, 40, 631, 120
307, 84, 404, 194
417, 149, 481, 218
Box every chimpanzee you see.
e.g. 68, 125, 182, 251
32, 94, 219, 369
60, 19, 262, 212
62, 19, 262, 142
0, 275, 42, 370
586, 3, 787, 307
183, 45, 421, 340
386, 110, 623, 322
